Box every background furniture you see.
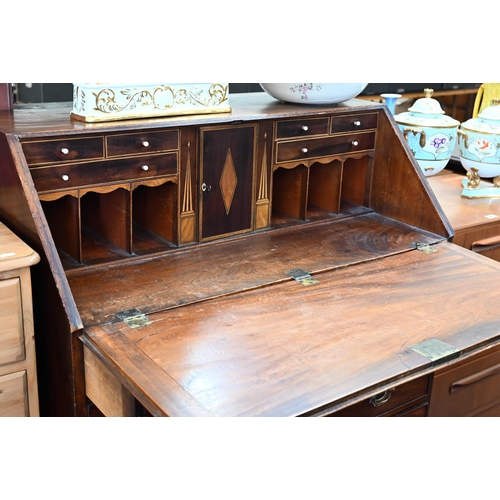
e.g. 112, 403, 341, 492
0, 83, 13, 111
428, 168, 500, 262
360, 86, 481, 123
0, 222, 40, 416
423, 169, 500, 416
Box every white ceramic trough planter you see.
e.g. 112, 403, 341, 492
71, 83, 231, 122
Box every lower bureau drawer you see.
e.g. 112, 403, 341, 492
276, 132, 375, 163
326, 375, 430, 417
31, 152, 178, 192
429, 344, 500, 417
0, 370, 28, 417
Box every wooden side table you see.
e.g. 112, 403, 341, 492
0, 222, 40, 416
428, 171, 500, 262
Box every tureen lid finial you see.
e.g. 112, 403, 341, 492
475, 98, 500, 122
406, 88, 446, 115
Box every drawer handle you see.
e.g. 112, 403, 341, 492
354, 120, 361, 127
61, 174, 69, 181
471, 235, 500, 252
369, 388, 394, 407
202, 183, 212, 192
142, 140, 150, 147
301, 125, 309, 131
141, 165, 149, 171
352, 140, 359, 147
301, 147, 308, 153
449, 363, 500, 394
61, 147, 70, 155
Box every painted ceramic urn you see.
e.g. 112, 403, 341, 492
458, 98, 500, 180
394, 89, 460, 176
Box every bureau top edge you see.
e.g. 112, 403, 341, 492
0, 94, 385, 139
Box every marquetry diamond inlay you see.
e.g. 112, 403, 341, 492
220, 148, 238, 214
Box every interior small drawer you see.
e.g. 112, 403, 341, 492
326, 375, 430, 417
276, 132, 375, 163
330, 113, 378, 134
31, 152, 178, 192
0, 370, 28, 417
0, 277, 25, 367
22, 137, 104, 165
106, 130, 179, 157
276, 118, 329, 139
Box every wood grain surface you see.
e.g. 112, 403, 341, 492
83, 242, 500, 417
69, 213, 444, 327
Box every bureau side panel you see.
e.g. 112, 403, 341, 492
370, 109, 453, 239
0, 134, 83, 416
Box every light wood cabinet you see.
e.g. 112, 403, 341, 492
0, 223, 40, 416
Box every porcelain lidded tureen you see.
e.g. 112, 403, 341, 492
394, 89, 460, 176
458, 99, 500, 182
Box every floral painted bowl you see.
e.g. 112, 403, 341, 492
458, 99, 500, 179
259, 83, 368, 105
394, 89, 460, 177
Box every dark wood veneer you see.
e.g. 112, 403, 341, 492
31, 153, 178, 192
106, 129, 179, 157
22, 136, 104, 165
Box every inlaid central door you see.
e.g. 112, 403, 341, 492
199, 124, 256, 241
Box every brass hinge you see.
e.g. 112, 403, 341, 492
287, 268, 319, 286
411, 241, 438, 254
115, 308, 152, 329
409, 337, 460, 365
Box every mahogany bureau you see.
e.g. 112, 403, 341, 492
2, 93, 500, 417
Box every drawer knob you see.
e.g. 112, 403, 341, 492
352, 140, 359, 147
61, 174, 69, 181
354, 120, 361, 127
301, 125, 309, 131
141, 165, 149, 171
301, 147, 308, 153
61, 148, 70, 155
142, 140, 150, 147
